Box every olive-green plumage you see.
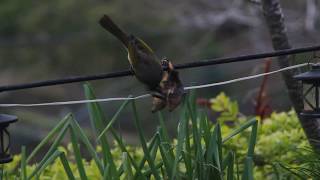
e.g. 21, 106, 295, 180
99, 15, 163, 91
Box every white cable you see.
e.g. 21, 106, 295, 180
0, 63, 308, 107
184, 63, 308, 90
0, 94, 151, 107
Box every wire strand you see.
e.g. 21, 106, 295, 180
0, 63, 308, 107
0, 45, 319, 93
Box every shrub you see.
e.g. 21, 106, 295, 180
208, 92, 309, 179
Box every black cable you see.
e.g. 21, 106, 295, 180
0, 70, 133, 93
0, 45, 320, 93
175, 45, 320, 69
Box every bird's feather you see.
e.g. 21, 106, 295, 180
99, 15, 129, 47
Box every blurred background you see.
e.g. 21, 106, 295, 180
0, 0, 319, 155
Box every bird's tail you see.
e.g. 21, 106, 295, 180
99, 15, 129, 47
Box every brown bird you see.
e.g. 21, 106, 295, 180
152, 60, 185, 112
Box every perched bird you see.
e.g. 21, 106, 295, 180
99, 15, 163, 96
99, 15, 184, 112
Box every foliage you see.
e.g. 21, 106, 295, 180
208, 92, 310, 179
210, 92, 240, 123
277, 147, 320, 179
1, 86, 258, 179
2, 91, 312, 179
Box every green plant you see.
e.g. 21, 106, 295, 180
208, 92, 310, 179
276, 147, 320, 179
2, 85, 259, 179
210, 92, 240, 123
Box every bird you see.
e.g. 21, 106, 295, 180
152, 60, 185, 112
99, 15, 164, 97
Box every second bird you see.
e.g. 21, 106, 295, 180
99, 15, 163, 93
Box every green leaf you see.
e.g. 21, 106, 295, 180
242, 157, 254, 180
26, 114, 70, 163
97, 98, 130, 141
222, 118, 257, 143
21, 146, 27, 180
222, 151, 234, 180
84, 83, 118, 178
171, 99, 188, 180
28, 119, 70, 179
69, 126, 88, 180
69, 118, 104, 175
157, 131, 172, 178
122, 152, 134, 180
131, 100, 161, 180
28, 150, 63, 180
59, 152, 76, 180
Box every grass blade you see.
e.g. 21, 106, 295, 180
222, 151, 234, 180
69, 118, 104, 175
84, 83, 118, 177
157, 137, 172, 178
171, 99, 188, 180
187, 100, 204, 179
157, 113, 174, 163
27, 150, 62, 179
69, 126, 88, 180
110, 127, 143, 178
157, 112, 170, 143
247, 120, 258, 157
97, 99, 130, 141
242, 120, 258, 180
28, 119, 70, 179
222, 118, 257, 143
59, 152, 76, 180
131, 100, 161, 180
26, 114, 70, 163
212, 124, 223, 178
122, 152, 134, 180
200, 112, 210, 151
84, 84, 110, 164
183, 112, 192, 180
135, 132, 160, 175
242, 157, 254, 180
21, 146, 27, 180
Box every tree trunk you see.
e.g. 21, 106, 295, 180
261, 0, 320, 150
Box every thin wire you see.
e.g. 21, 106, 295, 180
0, 45, 319, 93
0, 63, 308, 107
184, 63, 307, 90
0, 94, 151, 107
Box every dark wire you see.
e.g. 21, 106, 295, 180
0, 45, 320, 93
